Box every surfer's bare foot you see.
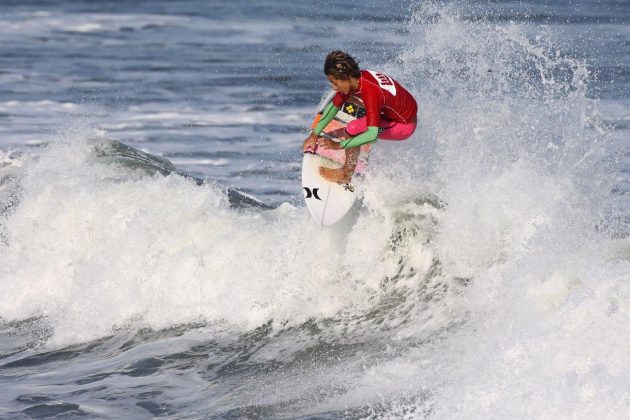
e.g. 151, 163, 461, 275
319, 167, 352, 184
328, 127, 350, 140
318, 138, 342, 150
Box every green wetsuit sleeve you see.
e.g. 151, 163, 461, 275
341, 126, 379, 149
313, 102, 340, 135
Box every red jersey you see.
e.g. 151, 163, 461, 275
332, 70, 417, 127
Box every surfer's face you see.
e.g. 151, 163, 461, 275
327, 74, 353, 95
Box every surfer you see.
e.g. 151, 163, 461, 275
303, 50, 418, 183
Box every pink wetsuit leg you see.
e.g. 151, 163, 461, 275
345, 117, 368, 136
346, 117, 416, 141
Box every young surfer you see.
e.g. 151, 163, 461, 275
303, 50, 418, 183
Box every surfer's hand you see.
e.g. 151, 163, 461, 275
303, 133, 319, 152
318, 138, 342, 150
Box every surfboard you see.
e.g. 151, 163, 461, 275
302, 91, 371, 226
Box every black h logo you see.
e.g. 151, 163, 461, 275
303, 187, 321, 200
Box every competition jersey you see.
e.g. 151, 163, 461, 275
332, 70, 417, 127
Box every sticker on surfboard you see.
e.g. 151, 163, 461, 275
302, 91, 371, 226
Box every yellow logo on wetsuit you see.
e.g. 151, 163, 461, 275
342, 102, 365, 118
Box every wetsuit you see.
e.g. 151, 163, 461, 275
313, 70, 418, 148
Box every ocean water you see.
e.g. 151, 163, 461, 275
0, 0, 629, 418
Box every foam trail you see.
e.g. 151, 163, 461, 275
0, 127, 447, 348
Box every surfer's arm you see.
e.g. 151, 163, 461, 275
340, 126, 379, 148
337, 84, 382, 148
304, 102, 341, 151
312, 102, 341, 135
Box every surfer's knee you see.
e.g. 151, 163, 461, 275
346, 117, 367, 136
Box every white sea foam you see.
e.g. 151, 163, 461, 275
333, 3, 630, 418
0, 129, 418, 346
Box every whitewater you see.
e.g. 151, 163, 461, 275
1, 0, 629, 418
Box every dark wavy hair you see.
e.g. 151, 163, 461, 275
324, 50, 361, 80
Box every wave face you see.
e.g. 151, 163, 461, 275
1, 0, 629, 418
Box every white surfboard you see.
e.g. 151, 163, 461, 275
302, 92, 370, 226
302, 152, 356, 226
